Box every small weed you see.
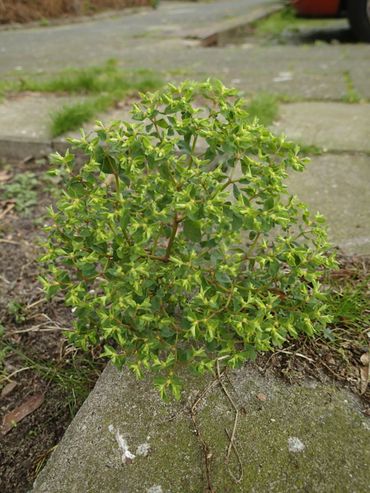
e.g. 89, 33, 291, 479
39, 18, 50, 27
342, 71, 361, 103
1, 345, 104, 417
327, 279, 369, 333
51, 100, 97, 137
25, 353, 101, 416
253, 6, 336, 38
0, 172, 39, 214
246, 93, 279, 126
18, 61, 162, 96
294, 142, 323, 156
252, 6, 297, 36
7, 301, 26, 324
36, 62, 164, 136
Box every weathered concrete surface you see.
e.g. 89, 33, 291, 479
274, 102, 370, 153
0, 93, 86, 140
0, 0, 276, 77
0, 1, 369, 101
32, 364, 370, 493
287, 153, 370, 255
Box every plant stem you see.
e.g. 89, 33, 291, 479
165, 214, 180, 261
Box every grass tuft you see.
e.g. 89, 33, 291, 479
342, 70, 361, 103
51, 101, 97, 137
246, 93, 279, 126
252, 6, 336, 38
1, 60, 163, 137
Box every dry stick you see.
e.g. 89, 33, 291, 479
190, 408, 215, 493
225, 428, 244, 484
189, 375, 224, 493
216, 360, 243, 483
275, 349, 314, 363
0, 238, 19, 245
2, 366, 32, 382
0, 203, 15, 220
26, 298, 47, 310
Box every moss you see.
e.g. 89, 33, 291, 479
34, 365, 370, 493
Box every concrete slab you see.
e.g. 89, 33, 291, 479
0, 93, 129, 160
0, 93, 85, 141
274, 102, 370, 153
32, 363, 370, 493
287, 153, 370, 255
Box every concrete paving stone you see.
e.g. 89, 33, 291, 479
0, 93, 86, 140
287, 153, 370, 255
117, 42, 370, 102
274, 102, 370, 153
32, 363, 370, 493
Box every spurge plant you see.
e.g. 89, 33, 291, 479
41, 80, 336, 399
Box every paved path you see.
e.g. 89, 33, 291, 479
0, 0, 369, 256
0, 5, 366, 492
0, 0, 275, 77
1, 0, 369, 100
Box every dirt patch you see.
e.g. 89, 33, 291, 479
0, 159, 104, 493
0, 1, 151, 24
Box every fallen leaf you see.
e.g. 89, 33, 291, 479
0, 170, 11, 183
1, 381, 17, 398
1, 393, 44, 435
256, 392, 267, 401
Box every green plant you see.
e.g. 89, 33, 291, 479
252, 5, 335, 38
41, 80, 336, 399
0, 172, 39, 214
45, 62, 163, 136
7, 300, 26, 324
246, 93, 279, 126
342, 70, 361, 103
51, 100, 97, 137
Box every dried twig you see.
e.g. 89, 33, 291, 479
0, 202, 15, 220
0, 238, 19, 245
189, 395, 215, 493
1, 366, 32, 383
225, 428, 243, 483
216, 361, 239, 457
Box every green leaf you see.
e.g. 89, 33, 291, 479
67, 179, 85, 198
183, 219, 202, 242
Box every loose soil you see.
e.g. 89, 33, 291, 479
0, 159, 369, 493
0, 159, 104, 493
0, 1, 151, 25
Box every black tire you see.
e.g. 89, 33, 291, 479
347, 0, 370, 42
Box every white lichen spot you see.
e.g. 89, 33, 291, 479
108, 424, 114, 433
147, 486, 163, 493
288, 437, 305, 453
115, 430, 136, 464
136, 442, 151, 457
